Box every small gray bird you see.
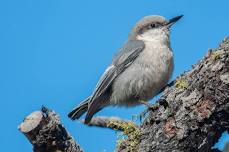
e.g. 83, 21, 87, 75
68, 15, 183, 124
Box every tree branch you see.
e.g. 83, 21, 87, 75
84, 116, 139, 131
18, 106, 83, 152
117, 38, 229, 152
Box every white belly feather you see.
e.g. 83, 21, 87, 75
111, 41, 173, 106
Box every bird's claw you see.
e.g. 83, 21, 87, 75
147, 104, 159, 111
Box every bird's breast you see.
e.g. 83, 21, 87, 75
111, 41, 173, 106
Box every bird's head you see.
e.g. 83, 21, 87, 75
129, 15, 183, 42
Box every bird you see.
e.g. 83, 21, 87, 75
68, 15, 183, 124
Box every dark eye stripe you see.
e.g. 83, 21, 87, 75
137, 22, 163, 34
151, 24, 156, 28
150, 22, 162, 28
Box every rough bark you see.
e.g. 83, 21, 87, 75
117, 38, 229, 152
18, 107, 83, 152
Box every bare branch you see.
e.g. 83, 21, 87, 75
83, 116, 139, 131
18, 106, 83, 152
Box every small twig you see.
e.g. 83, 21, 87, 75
81, 116, 139, 131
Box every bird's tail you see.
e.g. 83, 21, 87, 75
68, 97, 90, 120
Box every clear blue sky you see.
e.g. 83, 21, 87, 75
0, 0, 229, 151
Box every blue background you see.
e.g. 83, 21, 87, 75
0, 0, 229, 151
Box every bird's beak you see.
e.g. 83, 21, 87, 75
167, 15, 183, 28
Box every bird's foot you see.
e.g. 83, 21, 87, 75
147, 104, 159, 111
139, 101, 159, 122
139, 100, 159, 111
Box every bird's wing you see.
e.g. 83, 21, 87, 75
84, 40, 145, 123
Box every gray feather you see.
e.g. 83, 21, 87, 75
112, 40, 145, 65
84, 40, 145, 123
68, 96, 90, 120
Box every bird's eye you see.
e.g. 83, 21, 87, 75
151, 23, 156, 28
